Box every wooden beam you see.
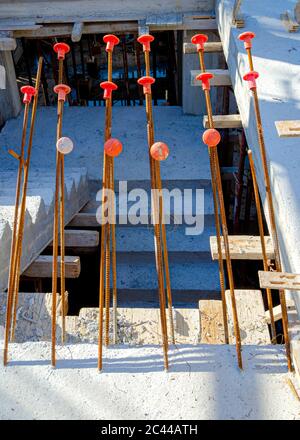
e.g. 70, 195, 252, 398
71, 22, 84, 42
49, 229, 99, 248
275, 120, 300, 138
265, 300, 295, 324
68, 213, 99, 228
258, 270, 300, 290
191, 69, 231, 86
281, 11, 299, 33
225, 290, 270, 344
0, 23, 42, 31
203, 114, 242, 128
199, 299, 225, 343
183, 41, 223, 54
23, 255, 81, 278
0, 31, 17, 50
210, 235, 275, 260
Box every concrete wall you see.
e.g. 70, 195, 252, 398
0, 51, 21, 125
216, 0, 300, 312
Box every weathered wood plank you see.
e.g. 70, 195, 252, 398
210, 235, 274, 260
258, 270, 300, 290
24, 255, 81, 278
0, 37, 17, 51
265, 300, 295, 324
183, 41, 223, 54
203, 114, 242, 128
49, 229, 99, 248
275, 120, 300, 138
225, 290, 270, 345
191, 69, 231, 86
199, 299, 225, 344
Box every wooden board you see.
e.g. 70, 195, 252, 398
23, 255, 81, 279
191, 69, 231, 86
0, 37, 16, 51
225, 290, 270, 345
258, 270, 300, 290
49, 229, 99, 248
265, 300, 295, 324
199, 299, 225, 344
203, 114, 242, 128
210, 235, 274, 260
183, 41, 222, 54
275, 120, 300, 138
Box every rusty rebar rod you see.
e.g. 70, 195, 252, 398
51, 42, 71, 366
248, 150, 276, 341
239, 32, 292, 371
3, 89, 34, 365
193, 34, 242, 369
137, 34, 176, 368
10, 57, 44, 342
98, 35, 120, 370
193, 35, 230, 344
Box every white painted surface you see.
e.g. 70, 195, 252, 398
216, 0, 300, 313
0, 342, 299, 420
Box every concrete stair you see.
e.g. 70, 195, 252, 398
0, 168, 89, 291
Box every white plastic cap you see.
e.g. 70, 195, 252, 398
56, 136, 74, 155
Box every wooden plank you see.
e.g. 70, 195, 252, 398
210, 235, 274, 260
68, 213, 99, 228
49, 229, 99, 248
0, 23, 42, 31
71, 22, 84, 42
203, 114, 242, 128
275, 120, 300, 138
258, 270, 300, 290
191, 69, 231, 86
281, 11, 299, 33
23, 255, 81, 279
199, 299, 225, 344
225, 290, 270, 344
265, 299, 295, 324
183, 41, 223, 54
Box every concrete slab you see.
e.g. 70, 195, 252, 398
0, 342, 299, 420
0, 107, 211, 181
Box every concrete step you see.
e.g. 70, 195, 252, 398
0, 168, 89, 291
116, 256, 220, 292
116, 224, 216, 255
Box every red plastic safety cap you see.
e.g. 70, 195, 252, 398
195, 72, 214, 91
20, 85, 36, 104
103, 34, 120, 52
243, 71, 259, 90
191, 34, 208, 52
104, 138, 123, 157
137, 34, 155, 52
202, 129, 221, 148
137, 76, 155, 95
53, 84, 71, 101
53, 42, 70, 60
100, 81, 118, 99
238, 31, 255, 50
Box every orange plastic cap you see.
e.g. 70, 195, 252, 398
150, 142, 169, 161
202, 129, 221, 148
104, 138, 123, 157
